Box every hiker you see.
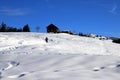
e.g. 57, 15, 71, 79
45, 37, 48, 43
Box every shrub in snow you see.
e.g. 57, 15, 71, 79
112, 39, 120, 44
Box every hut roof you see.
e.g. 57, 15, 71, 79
47, 24, 59, 29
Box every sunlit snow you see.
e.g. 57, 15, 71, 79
0, 32, 120, 80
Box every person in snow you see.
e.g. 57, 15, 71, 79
45, 37, 48, 43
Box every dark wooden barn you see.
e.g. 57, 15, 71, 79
46, 24, 60, 33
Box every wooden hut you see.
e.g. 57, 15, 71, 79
46, 24, 60, 33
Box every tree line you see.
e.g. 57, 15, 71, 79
0, 22, 120, 44
0, 22, 30, 32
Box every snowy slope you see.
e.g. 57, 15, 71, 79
0, 32, 120, 80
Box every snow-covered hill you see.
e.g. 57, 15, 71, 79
0, 32, 120, 80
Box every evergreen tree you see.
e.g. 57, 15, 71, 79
6, 27, 17, 32
79, 32, 84, 36
23, 24, 30, 32
0, 22, 7, 32
17, 28, 23, 32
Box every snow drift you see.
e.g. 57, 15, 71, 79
0, 32, 120, 80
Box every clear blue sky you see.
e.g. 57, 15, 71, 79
0, 0, 120, 37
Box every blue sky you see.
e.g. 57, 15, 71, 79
0, 0, 120, 37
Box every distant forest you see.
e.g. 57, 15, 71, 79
0, 22, 30, 32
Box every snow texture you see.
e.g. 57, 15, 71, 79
0, 32, 120, 80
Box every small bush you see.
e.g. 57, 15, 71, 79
112, 39, 120, 44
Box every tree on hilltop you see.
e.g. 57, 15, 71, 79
36, 26, 40, 32
23, 24, 30, 32
0, 22, 7, 32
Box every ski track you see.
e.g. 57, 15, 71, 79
0, 33, 120, 80
1, 55, 120, 80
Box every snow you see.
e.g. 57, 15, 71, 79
0, 32, 120, 80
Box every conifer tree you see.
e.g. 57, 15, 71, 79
0, 22, 7, 32
23, 24, 30, 32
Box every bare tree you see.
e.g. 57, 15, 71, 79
36, 26, 40, 32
